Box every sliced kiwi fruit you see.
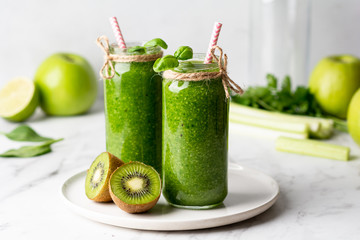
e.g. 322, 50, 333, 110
85, 152, 124, 202
109, 161, 161, 213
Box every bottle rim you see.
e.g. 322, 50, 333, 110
110, 42, 162, 56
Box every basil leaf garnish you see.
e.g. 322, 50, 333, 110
4, 125, 53, 142
153, 55, 179, 72
144, 38, 168, 50
174, 46, 193, 60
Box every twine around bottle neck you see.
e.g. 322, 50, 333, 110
163, 46, 243, 98
96, 35, 163, 79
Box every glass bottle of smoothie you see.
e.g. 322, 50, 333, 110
162, 54, 229, 209
102, 41, 163, 174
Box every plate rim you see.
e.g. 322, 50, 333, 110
60, 164, 280, 231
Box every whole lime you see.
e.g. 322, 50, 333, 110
309, 55, 360, 119
34, 53, 98, 116
348, 89, 360, 146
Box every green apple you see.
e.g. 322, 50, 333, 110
34, 53, 97, 116
348, 89, 360, 146
309, 55, 360, 119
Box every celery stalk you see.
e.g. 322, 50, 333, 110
230, 103, 334, 139
230, 103, 320, 132
230, 122, 309, 139
230, 113, 309, 135
276, 136, 350, 161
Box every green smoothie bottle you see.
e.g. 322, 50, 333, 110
98, 36, 163, 174
162, 54, 229, 209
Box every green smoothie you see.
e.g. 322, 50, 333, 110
162, 56, 229, 208
104, 43, 162, 174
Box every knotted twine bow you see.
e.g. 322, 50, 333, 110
162, 46, 243, 98
96, 35, 163, 79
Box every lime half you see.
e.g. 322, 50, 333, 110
0, 77, 39, 122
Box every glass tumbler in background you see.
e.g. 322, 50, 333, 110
249, 0, 312, 86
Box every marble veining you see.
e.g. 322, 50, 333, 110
1, 99, 360, 239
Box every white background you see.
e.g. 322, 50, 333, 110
0, 0, 359, 92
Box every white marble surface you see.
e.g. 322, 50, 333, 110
1, 99, 360, 239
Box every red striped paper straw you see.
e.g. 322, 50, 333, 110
109, 17, 127, 49
204, 22, 223, 64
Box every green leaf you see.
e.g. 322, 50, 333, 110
297, 102, 309, 114
153, 55, 179, 72
293, 86, 308, 102
230, 74, 328, 120
249, 87, 271, 99
4, 125, 53, 142
281, 76, 291, 93
174, 46, 193, 60
231, 95, 251, 106
144, 38, 168, 49
128, 46, 146, 54
266, 74, 278, 89
0, 138, 63, 158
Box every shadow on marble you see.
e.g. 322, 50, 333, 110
26, 108, 47, 122
349, 155, 359, 161
26, 99, 104, 123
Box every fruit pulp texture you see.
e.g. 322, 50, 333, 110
110, 162, 161, 204
85, 153, 109, 199
104, 60, 162, 174
162, 62, 229, 207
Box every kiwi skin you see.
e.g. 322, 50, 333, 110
109, 162, 161, 213
87, 152, 124, 202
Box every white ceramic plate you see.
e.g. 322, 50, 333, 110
61, 163, 279, 231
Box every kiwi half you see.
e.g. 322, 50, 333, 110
109, 161, 161, 213
85, 152, 124, 202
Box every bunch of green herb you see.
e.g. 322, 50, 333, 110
231, 74, 347, 132
0, 125, 63, 158
127, 38, 168, 54
153, 46, 193, 72
232, 74, 325, 117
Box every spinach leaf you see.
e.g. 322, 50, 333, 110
4, 125, 53, 142
153, 55, 179, 72
0, 138, 63, 158
152, 45, 194, 72
144, 38, 168, 49
174, 46, 193, 60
